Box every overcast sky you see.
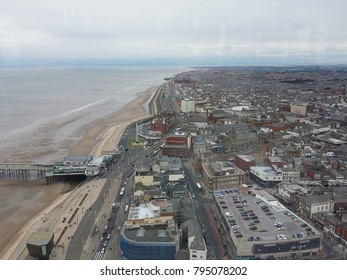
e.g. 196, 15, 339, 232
1, 0, 346, 66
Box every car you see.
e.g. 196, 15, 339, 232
280, 234, 287, 240
235, 233, 243, 238
247, 236, 254, 241
191, 194, 195, 199
255, 237, 261, 241
103, 241, 108, 247
249, 226, 257, 230
100, 236, 104, 242
104, 225, 108, 231
101, 248, 105, 254
107, 233, 111, 240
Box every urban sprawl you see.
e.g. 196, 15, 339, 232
24, 66, 347, 260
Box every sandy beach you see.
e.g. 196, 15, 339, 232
0, 85, 157, 258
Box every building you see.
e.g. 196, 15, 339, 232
214, 189, 322, 260
151, 112, 175, 134
161, 133, 192, 158
210, 144, 224, 154
299, 194, 334, 219
281, 168, 300, 183
193, 138, 207, 154
181, 99, 195, 113
120, 199, 179, 260
249, 166, 283, 188
277, 183, 309, 205
201, 161, 245, 193
26, 231, 54, 260
290, 103, 308, 115
234, 155, 256, 172
266, 156, 285, 168
181, 219, 207, 260
134, 158, 154, 186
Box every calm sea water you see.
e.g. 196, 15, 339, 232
0, 66, 185, 162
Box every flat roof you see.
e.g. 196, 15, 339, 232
250, 166, 278, 176
127, 199, 173, 220
88, 156, 105, 166
27, 231, 54, 246
267, 156, 284, 163
214, 189, 320, 243
123, 228, 176, 243
236, 155, 255, 162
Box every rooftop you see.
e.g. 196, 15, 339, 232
214, 189, 320, 243
236, 155, 255, 162
250, 166, 280, 176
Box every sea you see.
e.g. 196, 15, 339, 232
0, 66, 186, 163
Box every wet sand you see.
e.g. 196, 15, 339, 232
0, 180, 74, 257
0, 86, 157, 257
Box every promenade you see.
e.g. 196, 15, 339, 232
0, 83, 169, 260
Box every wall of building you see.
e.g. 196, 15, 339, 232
120, 235, 177, 260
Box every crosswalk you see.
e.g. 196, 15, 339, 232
93, 251, 105, 260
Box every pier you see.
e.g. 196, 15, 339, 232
0, 163, 52, 180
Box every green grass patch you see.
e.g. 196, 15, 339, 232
128, 139, 145, 149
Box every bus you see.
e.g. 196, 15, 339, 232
124, 204, 129, 214
119, 187, 125, 197
196, 183, 202, 192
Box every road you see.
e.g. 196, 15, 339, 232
182, 163, 226, 260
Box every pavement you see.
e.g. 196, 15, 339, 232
4, 173, 122, 260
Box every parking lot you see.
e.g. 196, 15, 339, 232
215, 189, 320, 243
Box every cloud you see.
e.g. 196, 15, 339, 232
0, 0, 347, 66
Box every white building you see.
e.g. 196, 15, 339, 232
249, 166, 283, 188
281, 168, 300, 183
300, 194, 335, 219
181, 99, 195, 113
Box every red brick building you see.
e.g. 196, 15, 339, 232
161, 133, 191, 158
335, 222, 347, 241
234, 155, 256, 172
150, 113, 174, 134
266, 156, 285, 168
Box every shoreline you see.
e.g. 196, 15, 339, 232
0, 85, 158, 258
68, 85, 157, 156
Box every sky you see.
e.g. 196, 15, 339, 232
0, 0, 347, 66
